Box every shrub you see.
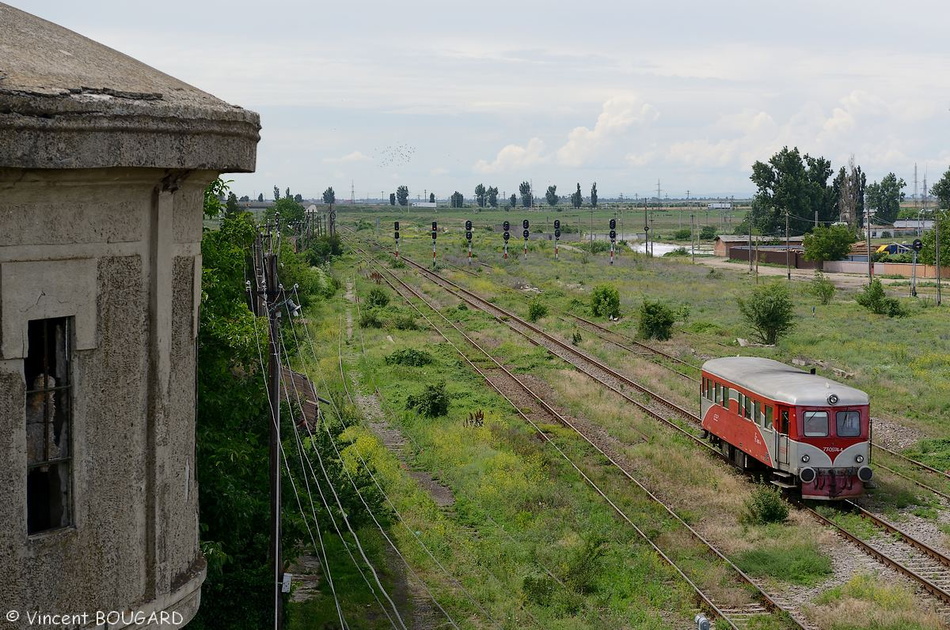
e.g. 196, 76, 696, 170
392, 313, 418, 330
406, 381, 449, 418
856, 279, 906, 317
366, 287, 390, 308
663, 247, 689, 257
809, 271, 836, 305
385, 348, 432, 367
672, 228, 691, 241
741, 486, 789, 525
637, 300, 676, 340
590, 284, 620, 319
737, 281, 795, 345
699, 225, 717, 240
358, 309, 383, 329
527, 300, 548, 322
522, 572, 556, 606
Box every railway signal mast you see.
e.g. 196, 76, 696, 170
465, 219, 473, 265
522, 219, 530, 259
503, 220, 510, 259
431, 221, 438, 268
394, 221, 400, 259
554, 219, 561, 260
609, 218, 617, 265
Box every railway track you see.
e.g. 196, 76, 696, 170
356, 251, 806, 630
375, 249, 950, 620
346, 234, 950, 622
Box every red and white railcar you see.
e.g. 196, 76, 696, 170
700, 357, 872, 500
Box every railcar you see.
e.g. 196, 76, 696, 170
700, 357, 872, 500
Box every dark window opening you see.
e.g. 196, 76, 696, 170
836, 411, 861, 437
25, 318, 72, 534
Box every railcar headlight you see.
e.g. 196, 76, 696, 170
801, 454, 810, 463
827, 394, 839, 405
800, 467, 817, 484
858, 466, 873, 483
855, 454, 864, 463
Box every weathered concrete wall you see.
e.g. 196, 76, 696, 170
0, 3, 259, 628
0, 170, 211, 628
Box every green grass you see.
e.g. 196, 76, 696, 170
733, 540, 833, 586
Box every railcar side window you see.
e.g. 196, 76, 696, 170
753, 401, 761, 425
744, 396, 752, 420
723, 387, 730, 409
765, 406, 773, 429
715, 383, 721, 403
803, 411, 829, 437
836, 411, 861, 437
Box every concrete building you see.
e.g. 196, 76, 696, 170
0, 4, 259, 627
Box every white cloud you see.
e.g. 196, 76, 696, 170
474, 138, 547, 174
556, 96, 657, 167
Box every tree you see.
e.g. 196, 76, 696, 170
239, 195, 249, 202
450, 191, 464, 208
396, 185, 409, 207
923, 168, 950, 268
430, 192, 435, 203
225, 192, 240, 218
832, 158, 865, 229
571, 183, 582, 209
273, 185, 280, 201
203, 178, 229, 218
590, 284, 620, 318
519, 181, 533, 208
856, 279, 906, 317
264, 197, 305, 229
257, 193, 263, 202
749, 147, 834, 236
390, 193, 396, 206
285, 187, 291, 199
293, 193, 303, 203
866, 173, 906, 225
738, 281, 795, 345
545, 184, 558, 207
802, 224, 857, 266
509, 193, 517, 209
475, 184, 487, 208
590, 182, 598, 208
487, 186, 499, 208
323, 187, 336, 205
637, 300, 676, 340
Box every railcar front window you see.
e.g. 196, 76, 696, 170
803, 411, 829, 437
836, 411, 861, 437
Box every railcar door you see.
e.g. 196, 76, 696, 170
774, 407, 790, 466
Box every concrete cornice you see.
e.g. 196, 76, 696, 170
0, 3, 260, 172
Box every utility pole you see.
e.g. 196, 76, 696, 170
786, 210, 791, 281
263, 250, 283, 630
936, 215, 942, 305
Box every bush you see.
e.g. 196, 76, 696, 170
590, 284, 620, 319
637, 300, 676, 340
406, 381, 449, 418
359, 309, 383, 329
385, 348, 432, 367
737, 281, 795, 344
672, 228, 691, 241
663, 247, 689, 257
856, 279, 906, 317
741, 486, 789, 525
527, 300, 548, 322
699, 226, 717, 240
392, 312, 418, 330
366, 287, 390, 308
809, 271, 836, 305
522, 572, 556, 606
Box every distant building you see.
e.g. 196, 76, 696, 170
0, 4, 259, 627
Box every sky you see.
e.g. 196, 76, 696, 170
14, 1, 950, 202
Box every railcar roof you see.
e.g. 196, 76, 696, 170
702, 357, 869, 407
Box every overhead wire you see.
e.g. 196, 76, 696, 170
248, 264, 349, 630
